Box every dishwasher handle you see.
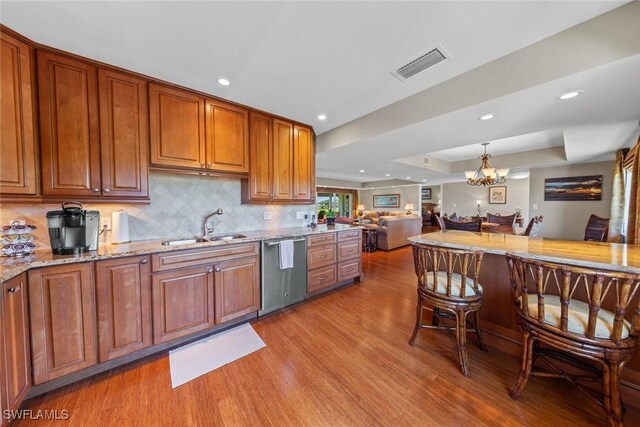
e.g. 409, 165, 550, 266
265, 238, 306, 247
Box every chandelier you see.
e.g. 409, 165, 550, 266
465, 143, 509, 186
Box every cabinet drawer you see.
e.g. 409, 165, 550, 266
338, 259, 361, 282
307, 265, 337, 293
337, 240, 361, 262
307, 243, 336, 270
337, 229, 361, 242
307, 232, 336, 247
152, 242, 259, 272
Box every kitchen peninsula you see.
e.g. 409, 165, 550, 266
407, 231, 640, 394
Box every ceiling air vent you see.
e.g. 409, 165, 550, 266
391, 46, 449, 81
423, 156, 431, 166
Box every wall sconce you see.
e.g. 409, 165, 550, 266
476, 200, 482, 216
404, 203, 415, 215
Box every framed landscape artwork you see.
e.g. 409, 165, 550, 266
489, 186, 507, 204
544, 175, 602, 201
373, 194, 400, 208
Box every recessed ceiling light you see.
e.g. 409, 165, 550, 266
385, 173, 390, 177
479, 114, 494, 121
359, 169, 365, 173
317, 114, 327, 121
422, 179, 427, 182
557, 90, 583, 100
406, 176, 411, 179
217, 78, 230, 86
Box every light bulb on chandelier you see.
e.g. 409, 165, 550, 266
464, 143, 509, 186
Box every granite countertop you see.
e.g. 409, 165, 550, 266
408, 231, 640, 274
0, 224, 362, 282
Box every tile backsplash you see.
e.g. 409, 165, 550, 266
0, 173, 316, 248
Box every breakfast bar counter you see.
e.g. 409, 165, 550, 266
408, 231, 640, 396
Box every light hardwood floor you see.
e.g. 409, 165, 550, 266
15, 246, 640, 426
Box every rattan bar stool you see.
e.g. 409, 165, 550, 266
506, 254, 640, 426
409, 242, 486, 376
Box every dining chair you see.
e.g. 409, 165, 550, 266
506, 254, 640, 426
410, 242, 486, 376
584, 214, 609, 242
522, 215, 543, 237
442, 217, 482, 232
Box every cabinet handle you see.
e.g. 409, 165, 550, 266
318, 276, 326, 281
318, 254, 327, 259
92, 188, 100, 192
208, 268, 213, 274
207, 163, 212, 168
140, 259, 148, 264
200, 162, 205, 167
7, 287, 16, 293
103, 188, 110, 193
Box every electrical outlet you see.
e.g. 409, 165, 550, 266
263, 211, 271, 221
452, 203, 457, 208
533, 204, 538, 210
296, 211, 306, 219
101, 217, 112, 230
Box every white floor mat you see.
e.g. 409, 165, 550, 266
169, 323, 266, 388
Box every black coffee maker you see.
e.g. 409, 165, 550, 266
46, 201, 100, 255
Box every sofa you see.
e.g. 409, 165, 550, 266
361, 211, 422, 250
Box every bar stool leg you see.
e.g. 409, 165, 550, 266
605, 360, 624, 427
472, 310, 487, 351
510, 333, 535, 399
409, 292, 422, 345
456, 309, 471, 377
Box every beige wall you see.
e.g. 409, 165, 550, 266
529, 161, 614, 240
421, 185, 441, 208
442, 178, 530, 224
358, 185, 420, 214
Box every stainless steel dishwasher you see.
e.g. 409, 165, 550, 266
259, 237, 307, 316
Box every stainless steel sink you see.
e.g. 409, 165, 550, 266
161, 238, 208, 246
208, 234, 247, 241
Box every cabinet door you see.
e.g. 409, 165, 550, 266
272, 119, 293, 200
98, 69, 149, 198
151, 265, 214, 344
214, 256, 259, 324
0, 31, 37, 195
37, 51, 101, 197
2, 273, 31, 412
28, 263, 96, 384
96, 256, 151, 363
149, 83, 205, 169
205, 99, 249, 173
293, 125, 314, 201
247, 112, 273, 200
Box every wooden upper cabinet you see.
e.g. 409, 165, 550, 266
28, 263, 96, 384
0, 30, 37, 195
149, 83, 205, 169
98, 69, 149, 198
272, 118, 294, 200
293, 125, 314, 201
205, 99, 249, 173
37, 51, 101, 197
95, 256, 151, 362
246, 112, 273, 201
2, 273, 31, 412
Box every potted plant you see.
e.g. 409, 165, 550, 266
326, 209, 336, 226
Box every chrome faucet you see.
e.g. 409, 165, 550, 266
202, 208, 223, 237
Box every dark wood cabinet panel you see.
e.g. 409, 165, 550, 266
293, 125, 314, 201
37, 51, 101, 197
96, 256, 151, 363
0, 30, 37, 195
28, 263, 96, 384
149, 83, 205, 169
272, 118, 294, 200
2, 273, 31, 412
214, 256, 259, 324
98, 69, 149, 198
151, 265, 215, 344
205, 99, 249, 173
245, 112, 273, 201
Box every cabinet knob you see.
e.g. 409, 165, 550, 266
140, 259, 148, 264
92, 188, 100, 192
7, 287, 16, 293
215, 267, 221, 272
208, 268, 213, 273
207, 163, 212, 168
200, 162, 205, 167
103, 188, 110, 193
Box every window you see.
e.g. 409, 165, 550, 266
316, 187, 356, 218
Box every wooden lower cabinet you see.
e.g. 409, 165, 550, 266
151, 265, 215, 344
214, 256, 259, 324
95, 256, 151, 362
3, 273, 31, 413
307, 230, 362, 294
28, 263, 96, 385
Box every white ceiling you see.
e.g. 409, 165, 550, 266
2, 1, 638, 185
